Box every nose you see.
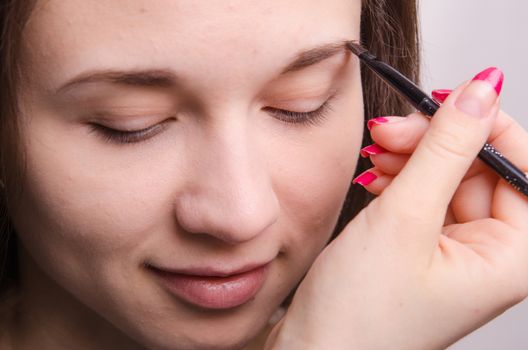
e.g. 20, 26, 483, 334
173, 118, 280, 244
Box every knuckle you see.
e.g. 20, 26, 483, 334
391, 127, 421, 153
389, 114, 431, 153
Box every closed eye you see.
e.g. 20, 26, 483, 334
263, 93, 337, 126
87, 120, 171, 144
87, 94, 338, 145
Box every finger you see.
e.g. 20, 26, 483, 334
378, 67, 503, 253
359, 143, 387, 158
488, 110, 528, 152
370, 113, 430, 154
450, 171, 498, 222
493, 177, 528, 232
424, 98, 527, 226
446, 109, 528, 179
369, 152, 409, 175
359, 143, 410, 175
449, 109, 528, 230
367, 116, 406, 130
354, 164, 459, 225
486, 111, 528, 231
445, 205, 457, 226
432, 89, 453, 104
376, 87, 508, 225
357, 155, 459, 224
441, 219, 513, 261
352, 168, 393, 196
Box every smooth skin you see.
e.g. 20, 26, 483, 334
4, 1, 364, 350
4, 0, 528, 349
266, 77, 528, 349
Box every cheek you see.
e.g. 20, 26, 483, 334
10, 115, 179, 330
11, 111, 172, 278
267, 90, 364, 258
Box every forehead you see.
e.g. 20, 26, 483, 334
22, 1, 361, 90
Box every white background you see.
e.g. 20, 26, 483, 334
420, 1, 528, 349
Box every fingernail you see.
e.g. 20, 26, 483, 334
431, 89, 452, 103
367, 117, 390, 130
473, 67, 504, 95
455, 67, 504, 118
360, 144, 387, 158
352, 170, 378, 186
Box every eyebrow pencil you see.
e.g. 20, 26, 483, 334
346, 41, 528, 198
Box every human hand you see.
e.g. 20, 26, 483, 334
265, 67, 528, 349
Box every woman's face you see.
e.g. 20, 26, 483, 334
11, 0, 362, 349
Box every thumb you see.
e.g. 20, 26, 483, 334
378, 67, 503, 244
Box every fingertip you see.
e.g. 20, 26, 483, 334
454, 67, 503, 119
432, 89, 452, 103
472, 67, 504, 96
357, 171, 393, 196
367, 117, 390, 131
360, 143, 387, 158
352, 169, 378, 186
369, 113, 430, 154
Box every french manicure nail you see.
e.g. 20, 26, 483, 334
360, 144, 387, 158
473, 67, 504, 95
455, 67, 504, 118
352, 170, 378, 186
367, 117, 390, 130
431, 89, 452, 103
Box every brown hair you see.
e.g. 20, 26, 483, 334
0, 0, 420, 307
333, 0, 421, 234
0, 0, 36, 313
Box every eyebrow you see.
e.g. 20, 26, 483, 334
279, 40, 349, 74
56, 39, 351, 93
57, 69, 178, 93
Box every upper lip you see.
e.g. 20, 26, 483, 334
147, 260, 273, 278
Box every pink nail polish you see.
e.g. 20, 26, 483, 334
367, 117, 390, 131
352, 170, 378, 186
431, 89, 452, 103
360, 144, 387, 158
472, 67, 504, 95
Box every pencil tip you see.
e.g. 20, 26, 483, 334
346, 41, 367, 56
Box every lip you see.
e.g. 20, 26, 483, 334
149, 262, 271, 309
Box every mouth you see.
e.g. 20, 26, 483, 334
147, 262, 271, 310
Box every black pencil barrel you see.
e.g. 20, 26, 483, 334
347, 43, 528, 197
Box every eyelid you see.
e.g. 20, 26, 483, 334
86, 109, 179, 142
264, 92, 339, 126
87, 118, 172, 144
87, 91, 340, 145
90, 111, 172, 128
269, 89, 338, 111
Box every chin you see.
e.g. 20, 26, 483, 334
109, 300, 277, 350
132, 323, 268, 350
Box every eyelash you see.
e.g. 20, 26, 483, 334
263, 95, 335, 126
88, 95, 337, 145
88, 121, 170, 144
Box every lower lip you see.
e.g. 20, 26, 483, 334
151, 264, 270, 309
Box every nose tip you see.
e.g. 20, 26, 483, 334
175, 188, 280, 244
